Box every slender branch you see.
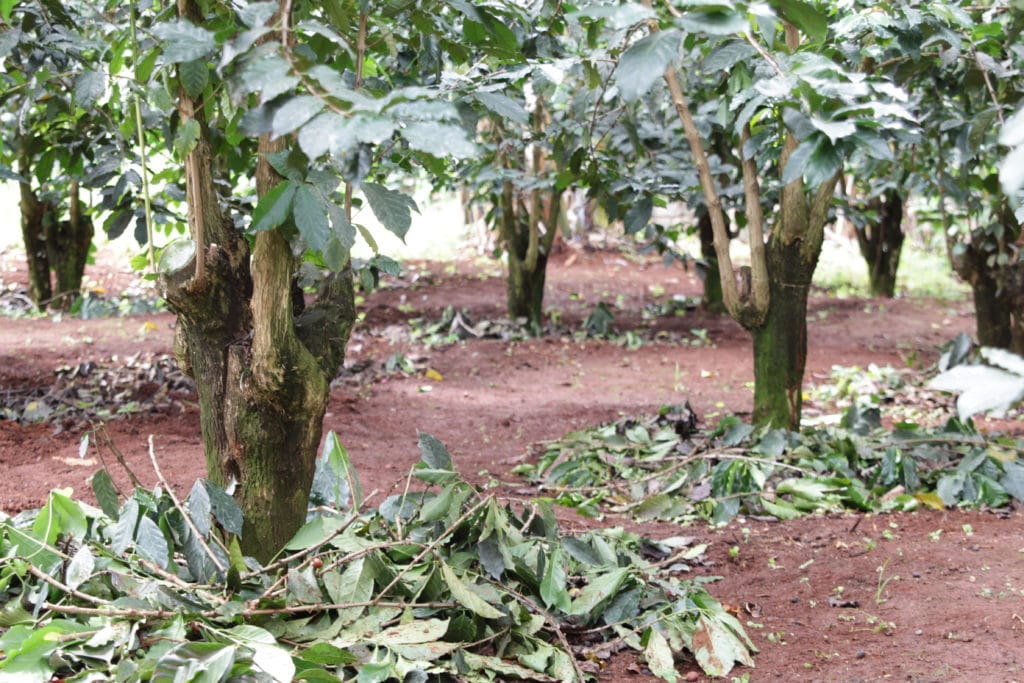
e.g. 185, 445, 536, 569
744, 30, 783, 76
973, 47, 1005, 125
26, 563, 107, 605
147, 435, 226, 574
130, 1, 157, 273
739, 124, 769, 312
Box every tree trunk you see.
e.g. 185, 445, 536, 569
18, 146, 95, 310
506, 245, 548, 329
499, 178, 561, 333
47, 180, 94, 309
19, 183, 53, 307
161, 0, 355, 562
751, 239, 815, 429
968, 255, 1013, 349
697, 209, 724, 312
855, 189, 904, 298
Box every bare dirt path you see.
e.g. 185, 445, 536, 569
3, 247, 1021, 681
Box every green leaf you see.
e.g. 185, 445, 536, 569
1, 0, 17, 22
402, 122, 476, 158
439, 561, 505, 619
774, 0, 829, 43
186, 480, 212, 537
1001, 461, 1024, 502
34, 490, 87, 544
616, 30, 681, 103
74, 70, 105, 108
294, 184, 331, 252
251, 180, 297, 232
569, 567, 629, 616
65, 546, 95, 590
225, 624, 295, 682
624, 197, 653, 234
153, 19, 216, 64
540, 548, 571, 612
702, 40, 757, 72
643, 627, 678, 682
418, 431, 452, 470
810, 117, 856, 144
272, 95, 324, 139
420, 484, 470, 523
174, 118, 202, 158
179, 59, 209, 99
202, 480, 243, 536
288, 565, 325, 604
677, 10, 748, 36
302, 642, 360, 666
474, 91, 528, 126
362, 183, 418, 241
91, 470, 121, 519
135, 515, 170, 569
153, 642, 236, 683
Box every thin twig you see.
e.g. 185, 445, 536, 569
147, 435, 226, 574
98, 425, 143, 488
26, 563, 107, 605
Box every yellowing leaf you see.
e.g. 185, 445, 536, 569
914, 492, 946, 511
425, 368, 443, 382
142, 321, 159, 332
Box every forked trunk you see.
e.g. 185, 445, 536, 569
506, 248, 548, 330
162, 0, 355, 561
19, 182, 53, 306
855, 190, 904, 298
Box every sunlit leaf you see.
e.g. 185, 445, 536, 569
362, 182, 418, 241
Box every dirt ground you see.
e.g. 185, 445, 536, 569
1, 244, 1022, 682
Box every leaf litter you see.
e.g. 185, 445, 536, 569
0, 431, 754, 681
515, 403, 1024, 523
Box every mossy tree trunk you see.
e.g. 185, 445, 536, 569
160, 0, 355, 561
855, 189, 904, 298
17, 144, 94, 309
948, 202, 1021, 353
495, 103, 563, 333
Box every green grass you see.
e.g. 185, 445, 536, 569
812, 235, 968, 300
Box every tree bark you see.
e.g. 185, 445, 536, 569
855, 189, 904, 298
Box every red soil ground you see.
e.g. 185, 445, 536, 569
1, 244, 1022, 681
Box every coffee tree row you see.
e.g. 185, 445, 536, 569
2, 0, 1021, 552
